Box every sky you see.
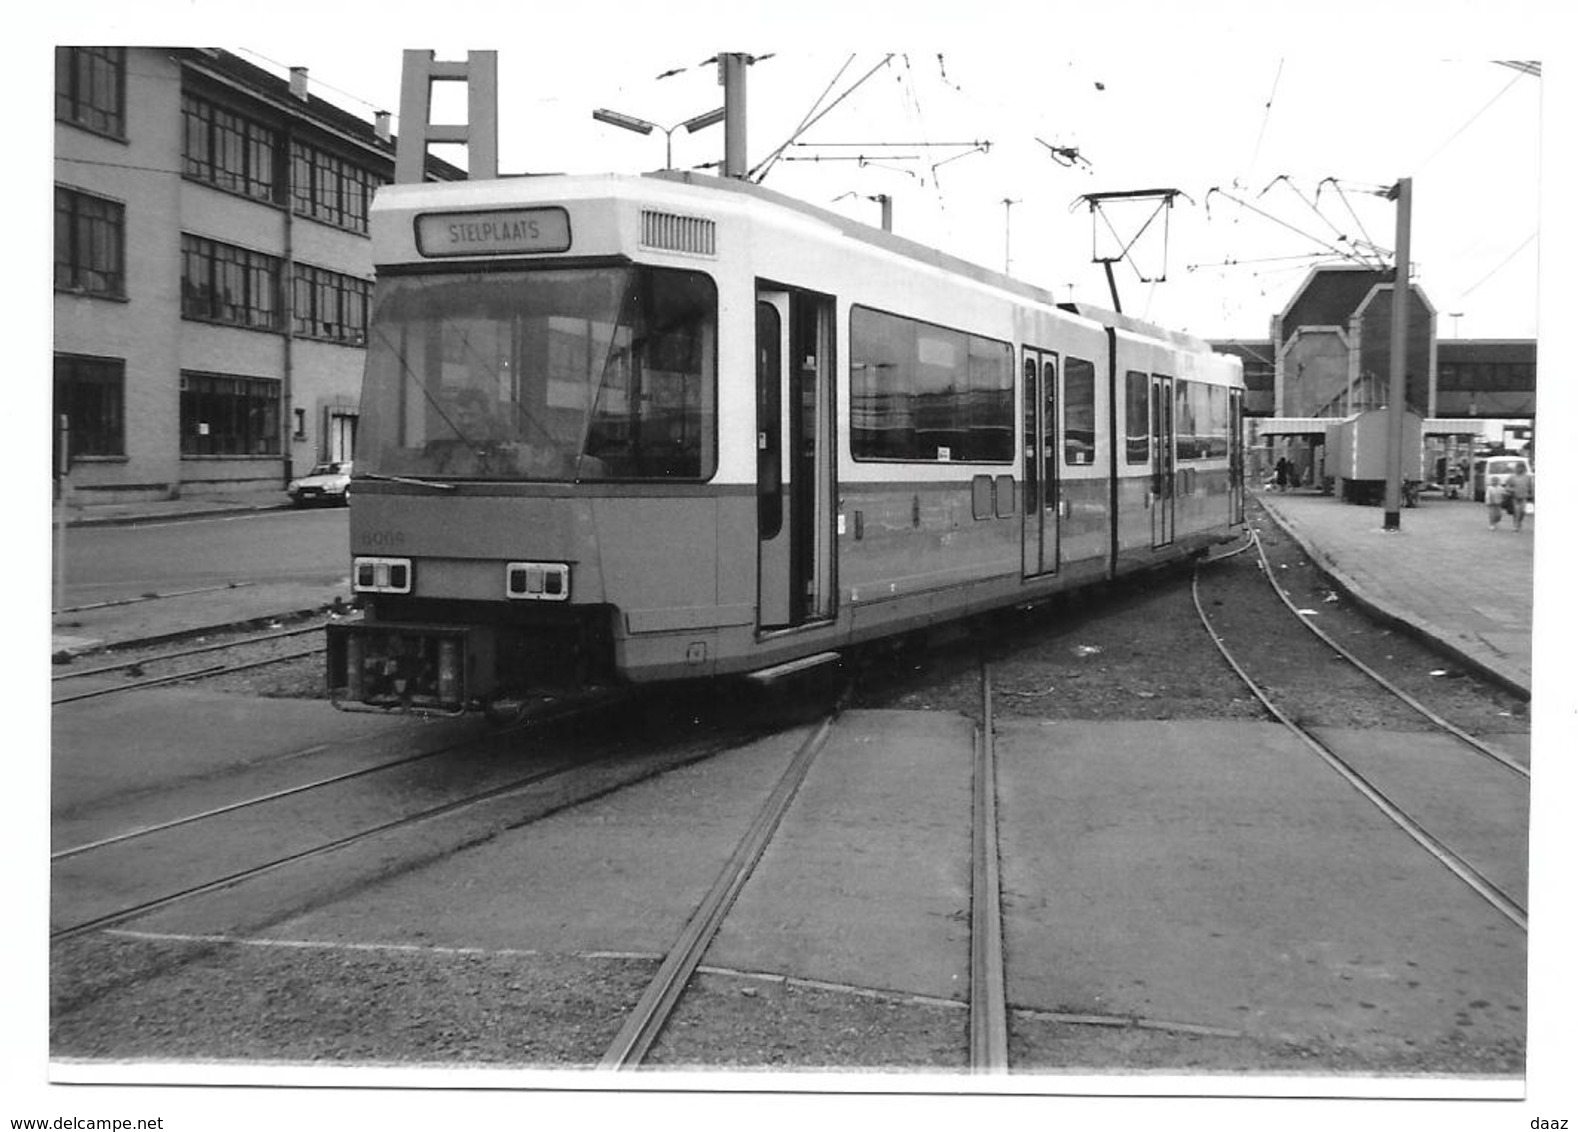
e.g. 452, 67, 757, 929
188, 12, 1554, 345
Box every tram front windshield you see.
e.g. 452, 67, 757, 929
358, 265, 717, 482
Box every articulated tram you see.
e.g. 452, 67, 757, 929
327, 171, 1244, 713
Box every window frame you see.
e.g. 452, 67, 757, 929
55, 47, 125, 139
179, 370, 283, 457
180, 234, 284, 331
1062, 355, 1097, 467
1124, 369, 1150, 465
54, 186, 126, 298
53, 353, 126, 459
293, 262, 372, 344
180, 92, 283, 204
290, 139, 384, 234
848, 304, 1014, 464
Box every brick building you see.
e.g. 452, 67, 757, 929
1211, 265, 1536, 486
1211, 265, 1536, 424
53, 47, 458, 504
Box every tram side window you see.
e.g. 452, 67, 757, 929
1174, 380, 1230, 460
850, 306, 1013, 463
1063, 357, 1096, 465
1124, 370, 1149, 464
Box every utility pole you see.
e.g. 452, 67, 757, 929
721, 53, 749, 178
1002, 198, 1019, 274
1383, 177, 1412, 531
55, 414, 70, 613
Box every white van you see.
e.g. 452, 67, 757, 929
1474, 456, 1534, 502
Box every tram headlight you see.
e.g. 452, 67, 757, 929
353, 556, 413, 594
505, 561, 571, 601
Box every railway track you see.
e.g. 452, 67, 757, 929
48, 682, 753, 945
1191, 520, 1529, 932
594, 659, 1011, 1072
50, 621, 328, 705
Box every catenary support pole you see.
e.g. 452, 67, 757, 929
1383, 177, 1412, 531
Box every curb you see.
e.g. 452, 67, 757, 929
1254, 500, 1531, 702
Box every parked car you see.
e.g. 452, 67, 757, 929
287, 460, 352, 507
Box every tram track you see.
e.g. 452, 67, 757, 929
1191, 521, 1529, 931
49, 683, 781, 946
51, 622, 329, 705
593, 659, 1013, 1072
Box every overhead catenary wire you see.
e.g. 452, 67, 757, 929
1258, 175, 1385, 268
1412, 65, 1532, 174
1241, 58, 1284, 186
1204, 186, 1371, 268
1455, 232, 1537, 300
750, 55, 893, 183
234, 47, 388, 117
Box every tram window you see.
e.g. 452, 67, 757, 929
358, 265, 716, 482
849, 305, 1012, 463
1174, 380, 1229, 460
1063, 357, 1096, 465
1124, 370, 1149, 463
1174, 381, 1198, 459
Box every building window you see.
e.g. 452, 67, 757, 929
293, 264, 372, 344
290, 139, 382, 233
55, 187, 125, 297
53, 354, 125, 459
181, 234, 283, 330
55, 47, 125, 138
181, 371, 281, 456
181, 93, 282, 202
849, 306, 1013, 463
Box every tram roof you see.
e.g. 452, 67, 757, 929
648, 171, 1215, 353
377, 171, 1216, 355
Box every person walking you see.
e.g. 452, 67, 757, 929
1275, 456, 1290, 493
1504, 463, 1533, 532
1485, 480, 1505, 530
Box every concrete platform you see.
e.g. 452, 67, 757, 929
1256, 490, 1532, 697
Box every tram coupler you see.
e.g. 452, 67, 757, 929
327, 621, 496, 714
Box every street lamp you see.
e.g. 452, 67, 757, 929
592, 106, 726, 170
1448, 311, 1464, 339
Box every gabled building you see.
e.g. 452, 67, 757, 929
54, 47, 460, 504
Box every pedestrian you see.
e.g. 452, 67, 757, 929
1504, 463, 1533, 532
1485, 480, 1504, 530
1275, 455, 1290, 492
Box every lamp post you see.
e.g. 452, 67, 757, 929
1449, 311, 1463, 338
1002, 198, 1020, 274
592, 106, 726, 170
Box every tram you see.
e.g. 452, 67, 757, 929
327, 171, 1245, 713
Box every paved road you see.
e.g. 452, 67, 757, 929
58, 507, 350, 608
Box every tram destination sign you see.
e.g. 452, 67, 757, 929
415, 208, 571, 257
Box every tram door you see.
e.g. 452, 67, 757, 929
1021, 348, 1060, 577
1229, 386, 1245, 525
1151, 374, 1176, 547
756, 286, 836, 630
